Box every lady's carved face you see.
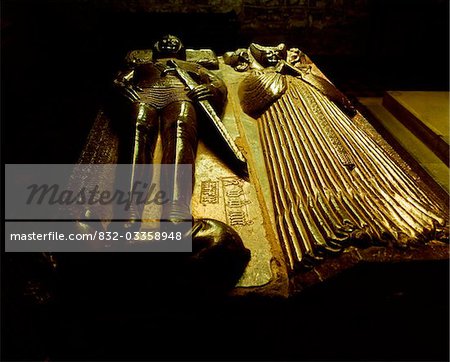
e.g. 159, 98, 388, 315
249, 43, 287, 68
262, 49, 283, 66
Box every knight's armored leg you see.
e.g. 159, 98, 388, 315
129, 103, 159, 219
109, 102, 159, 231
160, 101, 197, 222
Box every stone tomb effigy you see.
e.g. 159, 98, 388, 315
75, 40, 448, 296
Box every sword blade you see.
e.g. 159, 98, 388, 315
168, 60, 249, 179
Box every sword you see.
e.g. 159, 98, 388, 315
165, 59, 249, 180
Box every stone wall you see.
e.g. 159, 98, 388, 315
70, 0, 369, 32
241, 0, 368, 31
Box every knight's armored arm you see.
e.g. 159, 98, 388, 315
193, 66, 228, 116
113, 68, 141, 103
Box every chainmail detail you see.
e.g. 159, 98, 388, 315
138, 75, 191, 109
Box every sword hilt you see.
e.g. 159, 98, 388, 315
161, 67, 177, 77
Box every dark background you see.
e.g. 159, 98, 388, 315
2, 0, 449, 164
1, 0, 449, 360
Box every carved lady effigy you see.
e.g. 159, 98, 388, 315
224, 43, 449, 272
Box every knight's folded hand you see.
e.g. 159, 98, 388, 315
187, 84, 213, 102
113, 79, 141, 103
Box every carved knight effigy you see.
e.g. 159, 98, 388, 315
70, 36, 448, 295
74, 35, 251, 288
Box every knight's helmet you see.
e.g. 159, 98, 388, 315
152, 34, 186, 60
